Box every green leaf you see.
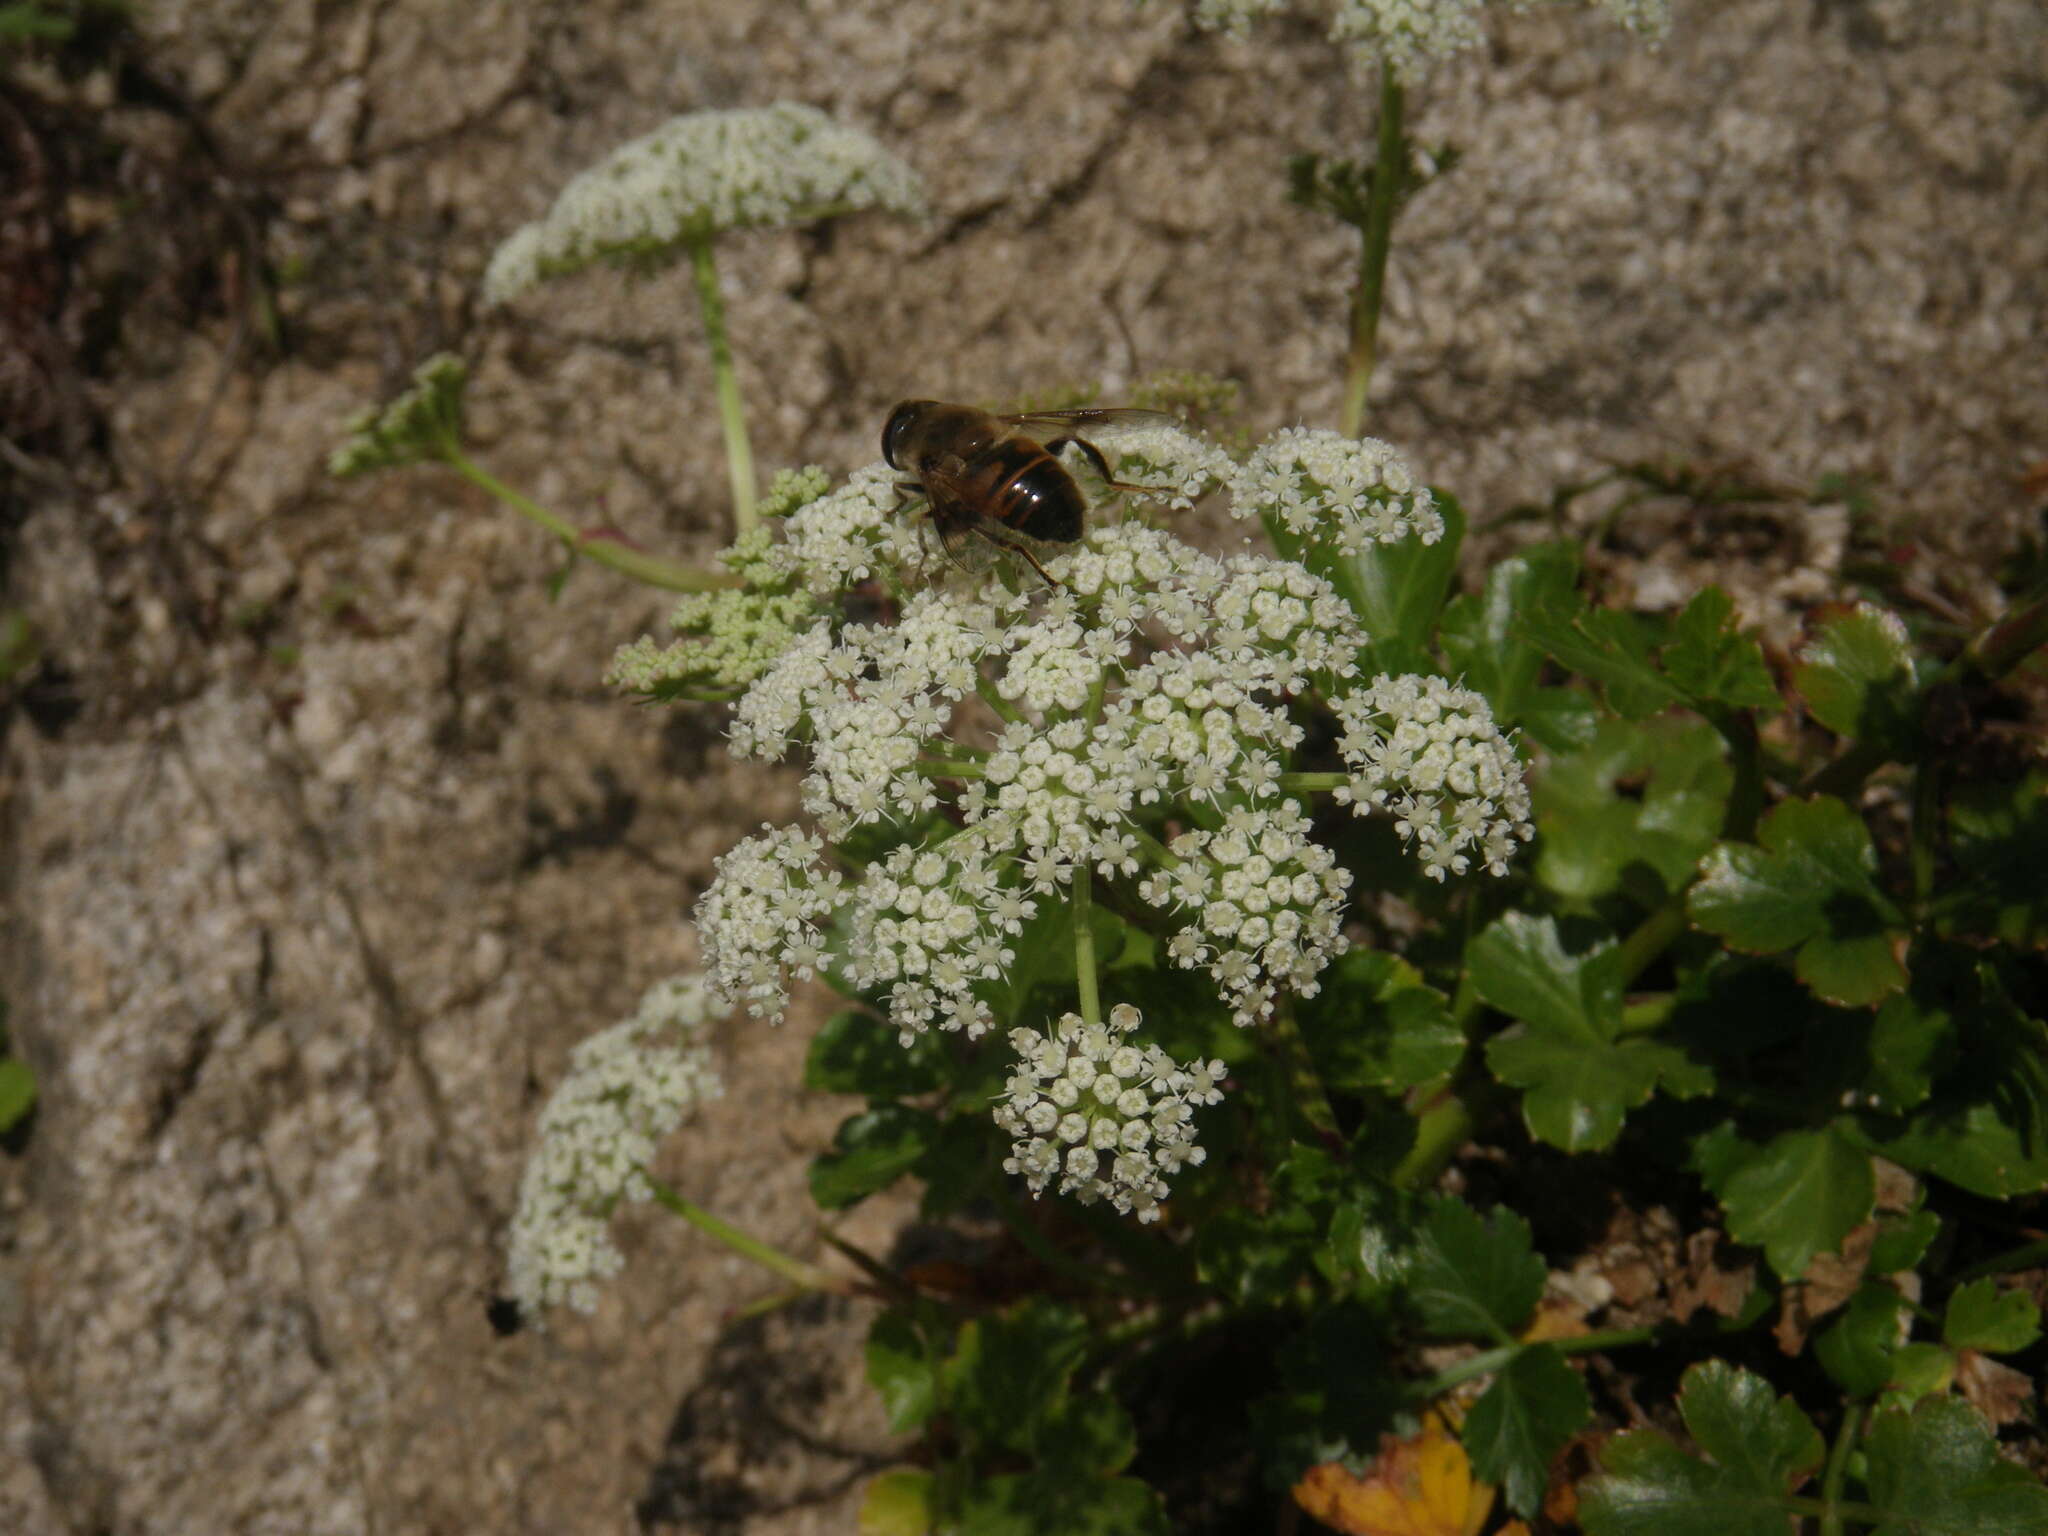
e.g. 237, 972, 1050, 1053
943, 1300, 1089, 1459
955, 1473, 1169, 1536
1579, 1361, 1824, 1536
1689, 795, 1908, 1007
1533, 715, 1732, 903
804, 1010, 944, 1097
1463, 1344, 1590, 1517
1868, 1208, 1941, 1274
1943, 1278, 2041, 1355
1816, 1284, 1908, 1398
1664, 587, 1781, 713
0, 1057, 33, 1134
858, 1468, 937, 1536
808, 1105, 937, 1210
1034, 1391, 1138, 1477
866, 1312, 938, 1434
1438, 541, 1580, 725
1475, 913, 1710, 1151
1517, 588, 1683, 720
1886, 1343, 1954, 1402
1933, 771, 2048, 949
1408, 1197, 1544, 1342
1296, 948, 1464, 1092
1696, 1122, 1874, 1279
1876, 986, 2048, 1198
1863, 1397, 2048, 1534
1793, 603, 1920, 753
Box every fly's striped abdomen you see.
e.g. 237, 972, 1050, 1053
981, 442, 1085, 544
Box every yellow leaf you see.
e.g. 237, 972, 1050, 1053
1291, 1414, 1498, 1536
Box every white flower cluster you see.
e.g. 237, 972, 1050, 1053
764, 461, 930, 596
483, 103, 927, 305
1228, 427, 1442, 557
1140, 802, 1353, 1025
1189, 1, 1672, 79
504, 976, 727, 1317
696, 826, 847, 1022
1331, 673, 1533, 879
1094, 421, 1239, 512
701, 521, 1384, 1040
994, 1005, 1227, 1222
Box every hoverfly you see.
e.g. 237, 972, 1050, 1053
880, 399, 1172, 587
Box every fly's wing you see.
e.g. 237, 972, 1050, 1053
998, 407, 1180, 438
919, 470, 1004, 574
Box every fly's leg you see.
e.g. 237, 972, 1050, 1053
1046, 435, 1153, 497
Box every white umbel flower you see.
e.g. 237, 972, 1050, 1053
1193, 2, 1673, 80
504, 976, 727, 1317
483, 103, 927, 305
993, 1005, 1225, 1222
695, 826, 847, 1021
1228, 427, 1442, 556
1330, 672, 1534, 879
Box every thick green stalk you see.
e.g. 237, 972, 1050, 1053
644, 1174, 846, 1294
1339, 61, 1406, 438
687, 234, 758, 536
446, 452, 739, 592
1073, 863, 1101, 1027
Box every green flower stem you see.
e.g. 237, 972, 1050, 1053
1959, 588, 2048, 682
687, 234, 758, 537
1705, 705, 1765, 843
915, 756, 986, 779
1073, 863, 1102, 1027
977, 676, 1025, 725
1950, 1237, 2048, 1285
644, 1174, 847, 1294
1406, 1323, 1660, 1401
1264, 1001, 1339, 1140
1128, 824, 1185, 870
445, 451, 740, 592
1788, 1497, 1881, 1525
1391, 1089, 1481, 1191
1339, 61, 1406, 439
1276, 772, 1347, 794
1616, 899, 1687, 989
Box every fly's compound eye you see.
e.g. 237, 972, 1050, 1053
881, 402, 922, 469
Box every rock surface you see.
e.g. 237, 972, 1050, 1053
3, 2, 2041, 1531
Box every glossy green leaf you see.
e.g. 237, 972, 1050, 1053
1863, 1397, 2048, 1534
808, 1105, 937, 1210
1329, 491, 1467, 678
1793, 603, 1919, 753
858, 1468, 936, 1536
1943, 1278, 2041, 1354
1475, 913, 1711, 1150
1579, 1361, 1823, 1536
1517, 589, 1683, 720
1689, 795, 1908, 1007
1296, 948, 1464, 1092
1877, 989, 2048, 1198
866, 1312, 938, 1434
0, 1057, 33, 1134
943, 1300, 1089, 1459
1934, 771, 2048, 950
1867, 1208, 1941, 1275
1408, 1197, 1544, 1342
1815, 1284, 1908, 1398
1664, 587, 1781, 712
1533, 715, 1732, 902
955, 1472, 1169, 1535
1438, 541, 1580, 725
1697, 1121, 1874, 1279
1463, 1343, 1590, 1516
1034, 1391, 1138, 1477
805, 1010, 944, 1097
